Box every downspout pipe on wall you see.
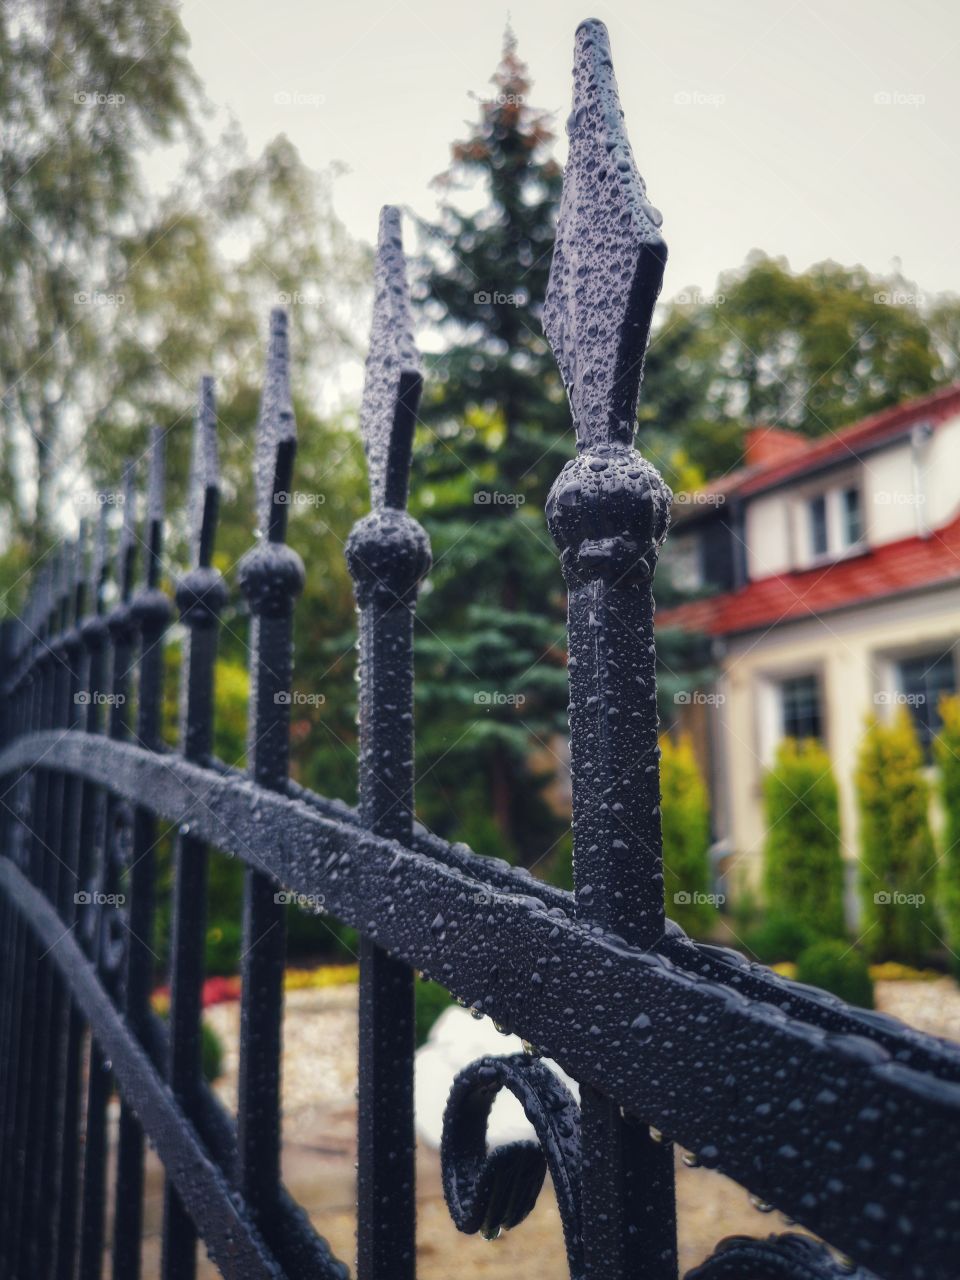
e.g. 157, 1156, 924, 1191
911, 421, 933, 537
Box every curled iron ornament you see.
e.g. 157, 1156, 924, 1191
687, 1234, 871, 1280
440, 1053, 584, 1278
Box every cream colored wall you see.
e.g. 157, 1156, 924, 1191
744, 492, 792, 577
714, 583, 960, 895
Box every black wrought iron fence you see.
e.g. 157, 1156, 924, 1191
1, 18, 959, 1280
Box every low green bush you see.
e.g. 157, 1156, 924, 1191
742, 913, 817, 964
415, 977, 454, 1048
796, 940, 874, 1009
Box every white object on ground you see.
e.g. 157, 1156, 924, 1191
414, 1005, 579, 1150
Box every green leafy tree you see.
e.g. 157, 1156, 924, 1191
0, 0, 199, 549
934, 696, 960, 973
660, 734, 714, 935
856, 713, 937, 963
412, 30, 570, 867
762, 738, 845, 938
641, 254, 960, 482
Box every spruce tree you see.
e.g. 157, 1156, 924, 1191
412, 30, 570, 867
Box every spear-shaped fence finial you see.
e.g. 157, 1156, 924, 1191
145, 426, 165, 589
190, 376, 220, 569
91, 500, 110, 616
360, 206, 423, 511
255, 307, 296, 543
117, 459, 138, 602
543, 18, 667, 450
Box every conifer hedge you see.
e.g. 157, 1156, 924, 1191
856, 711, 936, 964
762, 738, 845, 938
661, 734, 715, 935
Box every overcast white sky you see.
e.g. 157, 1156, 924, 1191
172, 0, 960, 303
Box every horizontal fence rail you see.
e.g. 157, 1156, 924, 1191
1, 17, 959, 1280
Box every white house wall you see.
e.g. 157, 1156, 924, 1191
741, 413, 960, 581
744, 492, 793, 577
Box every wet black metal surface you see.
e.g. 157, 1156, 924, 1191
347, 205, 429, 1280
1, 17, 958, 1280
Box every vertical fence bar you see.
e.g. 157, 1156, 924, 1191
543, 21, 677, 1280
61, 501, 111, 1280
32, 541, 82, 1279
162, 377, 225, 1280
10, 559, 58, 1275
0, 606, 25, 1260
113, 428, 172, 1279
0, 598, 34, 1261
46, 522, 92, 1279
235, 309, 304, 1231
346, 207, 430, 1280
80, 464, 139, 1280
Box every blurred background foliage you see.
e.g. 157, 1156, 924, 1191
4, 9, 960, 977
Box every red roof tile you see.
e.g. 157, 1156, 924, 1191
736, 384, 960, 498
658, 513, 960, 637
671, 385, 960, 520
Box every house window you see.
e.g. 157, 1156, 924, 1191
780, 674, 823, 741
808, 494, 828, 558
842, 486, 862, 546
804, 484, 863, 563
666, 533, 703, 592
897, 651, 957, 748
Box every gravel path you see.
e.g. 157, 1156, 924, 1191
129, 977, 960, 1277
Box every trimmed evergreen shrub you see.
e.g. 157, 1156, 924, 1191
796, 940, 874, 1009
742, 913, 816, 965
660, 734, 715, 936
935, 695, 960, 973
856, 712, 937, 963
762, 738, 844, 938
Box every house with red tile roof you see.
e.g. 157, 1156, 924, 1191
657, 384, 960, 910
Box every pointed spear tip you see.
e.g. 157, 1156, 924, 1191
261, 307, 295, 440
148, 426, 166, 523
256, 308, 297, 534
191, 375, 220, 563
268, 305, 290, 356
576, 16, 608, 37
544, 19, 667, 446
378, 204, 402, 244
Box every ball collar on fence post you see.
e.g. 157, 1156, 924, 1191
546, 444, 672, 589
346, 204, 432, 606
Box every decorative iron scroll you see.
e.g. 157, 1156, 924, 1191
688, 1234, 870, 1280
441, 1054, 583, 1276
